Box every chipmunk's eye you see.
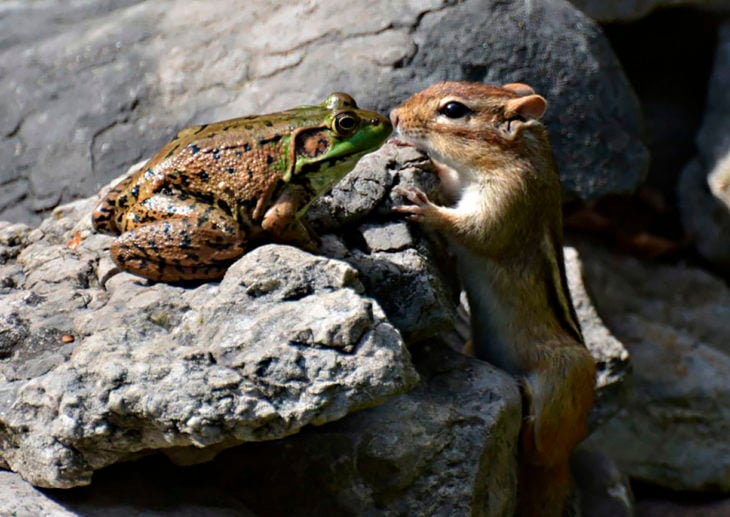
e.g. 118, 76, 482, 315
439, 101, 470, 119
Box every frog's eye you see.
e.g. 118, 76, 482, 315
334, 112, 359, 135
439, 101, 471, 119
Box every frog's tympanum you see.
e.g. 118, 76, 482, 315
92, 93, 392, 282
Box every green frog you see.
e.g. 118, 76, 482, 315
92, 93, 391, 282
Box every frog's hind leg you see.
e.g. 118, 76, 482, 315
111, 214, 247, 282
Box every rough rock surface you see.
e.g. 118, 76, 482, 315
0, 342, 521, 517
569, 0, 730, 22
0, 229, 419, 488
564, 246, 630, 426
679, 21, 730, 274
577, 241, 730, 492
202, 341, 521, 516
0, 471, 77, 517
1, 0, 646, 225
1, 146, 459, 488
0, 141, 630, 516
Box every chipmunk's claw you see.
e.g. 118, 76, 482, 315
393, 186, 434, 222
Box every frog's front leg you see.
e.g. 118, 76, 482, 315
111, 198, 247, 282
261, 185, 319, 252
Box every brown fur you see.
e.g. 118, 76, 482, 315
392, 81, 596, 516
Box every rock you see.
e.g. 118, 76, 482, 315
172, 340, 521, 516
0, 143, 459, 492
572, 447, 635, 517
0, 134, 630, 516
679, 21, 730, 273
564, 247, 631, 426
0, 471, 78, 517
577, 241, 730, 491
568, 0, 730, 22
1, 0, 646, 225
636, 495, 730, 517
0, 468, 257, 517
8, 341, 517, 516
0, 204, 420, 488
311, 143, 459, 343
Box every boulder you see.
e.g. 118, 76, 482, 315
1, 0, 646, 225
578, 241, 730, 492
569, 0, 730, 22
199, 341, 521, 516
0, 232, 419, 488
679, 21, 730, 274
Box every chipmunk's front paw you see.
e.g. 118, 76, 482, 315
393, 186, 438, 223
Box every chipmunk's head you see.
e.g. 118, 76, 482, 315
390, 81, 549, 169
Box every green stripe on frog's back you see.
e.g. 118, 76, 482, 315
179, 103, 341, 147
159, 107, 329, 187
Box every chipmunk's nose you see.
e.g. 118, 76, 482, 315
389, 109, 400, 130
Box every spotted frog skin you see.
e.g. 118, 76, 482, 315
92, 93, 392, 282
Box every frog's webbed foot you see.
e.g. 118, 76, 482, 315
91, 174, 137, 234
99, 265, 122, 290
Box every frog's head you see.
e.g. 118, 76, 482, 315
288, 93, 392, 195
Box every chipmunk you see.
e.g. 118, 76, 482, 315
391, 81, 596, 516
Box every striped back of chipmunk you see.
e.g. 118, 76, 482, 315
543, 228, 584, 345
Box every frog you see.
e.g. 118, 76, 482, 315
92, 93, 392, 282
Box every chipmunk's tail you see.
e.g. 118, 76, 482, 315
516, 460, 576, 517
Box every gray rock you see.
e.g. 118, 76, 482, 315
0, 468, 257, 517
572, 447, 635, 517
185, 340, 521, 516
578, 242, 730, 491
0, 471, 78, 517
636, 496, 730, 517
311, 142, 459, 343
0, 342, 519, 517
0, 218, 419, 488
347, 248, 457, 343
1, 0, 646, 225
568, 0, 730, 22
679, 21, 730, 273
361, 221, 414, 253
679, 158, 730, 274
0, 143, 462, 495
564, 246, 631, 426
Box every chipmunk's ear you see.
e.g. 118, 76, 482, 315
502, 83, 535, 96
505, 94, 547, 121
